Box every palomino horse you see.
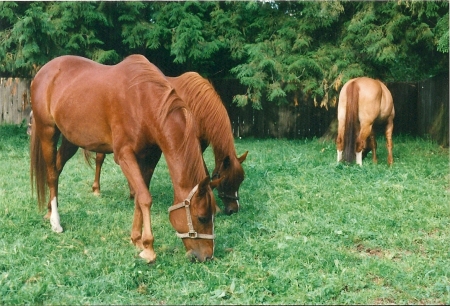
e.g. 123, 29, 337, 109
336, 77, 395, 166
91, 72, 248, 215
30, 55, 220, 263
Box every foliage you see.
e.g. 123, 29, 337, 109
0, 1, 448, 108
0, 124, 449, 304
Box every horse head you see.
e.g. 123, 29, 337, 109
212, 151, 248, 215
168, 176, 221, 262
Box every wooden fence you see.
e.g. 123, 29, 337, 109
0, 78, 31, 125
1, 74, 448, 146
211, 74, 448, 146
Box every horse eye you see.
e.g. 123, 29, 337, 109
198, 216, 209, 224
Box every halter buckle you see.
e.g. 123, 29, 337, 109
188, 230, 198, 238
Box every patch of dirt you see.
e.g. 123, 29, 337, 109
356, 243, 384, 258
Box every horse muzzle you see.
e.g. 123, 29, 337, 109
186, 249, 214, 263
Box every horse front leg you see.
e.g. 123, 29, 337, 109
385, 116, 394, 165
92, 153, 106, 195
128, 148, 162, 199
141, 148, 162, 190
116, 147, 156, 263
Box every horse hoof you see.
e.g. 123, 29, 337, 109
50, 216, 63, 233
139, 249, 156, 263
51, 225, 63, 233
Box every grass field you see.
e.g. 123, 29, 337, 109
0, 123, 449, 304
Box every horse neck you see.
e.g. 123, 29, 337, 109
168, 73, 239, 175
192, 94, 237, 169
164, 145, 206, 203
159, 109, 207, 202
211, 134, 239, 168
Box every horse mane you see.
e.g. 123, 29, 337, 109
122, 56, 204, 181
172, 72, 235, 157
343, 80, 359, 163
165, 91, 204, 182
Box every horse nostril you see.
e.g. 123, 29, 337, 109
225, 207, 238, 215
205, 256, 213, 262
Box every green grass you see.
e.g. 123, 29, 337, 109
1, 123, 449, 304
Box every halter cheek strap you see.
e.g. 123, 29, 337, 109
168, 184, 215, 240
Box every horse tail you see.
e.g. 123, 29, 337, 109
30, 122, 47, 210
82, 149, 95, 168
343, 81, 359, 163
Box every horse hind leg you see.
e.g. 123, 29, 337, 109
36, 126, 62, 232
385, 116, 394, 165
336, 120, 345, 162
355, 123, 373, 166
43, 135, 78, 232
366, 131, 377, 164
92, 153, 106, 196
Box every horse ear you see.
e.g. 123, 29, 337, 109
238, 151, 248, 164
210, 177, 223, 190
198, 176, 211, 196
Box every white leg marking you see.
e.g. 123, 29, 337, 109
337, 150, 343, 162
356, 151, 363, 166
50, 197, 63, 233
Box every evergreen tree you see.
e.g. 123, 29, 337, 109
0, 1, 447, 109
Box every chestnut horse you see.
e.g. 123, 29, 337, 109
30, 55, 220, 263
91, 72, 248, 215
336, 77, 395, 166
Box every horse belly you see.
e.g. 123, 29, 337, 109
68, 131, 112, 153
56, 116, 113, 153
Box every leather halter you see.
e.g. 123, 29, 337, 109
212, 172, 240, 201
168, 184, 215, 240
218, 191, 240, 201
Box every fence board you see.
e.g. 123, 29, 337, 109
0, 78, 32, 125
418, 73, 449, 136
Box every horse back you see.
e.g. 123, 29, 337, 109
31, 55, 179, 152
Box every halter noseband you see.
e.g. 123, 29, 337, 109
212, 172, 240, 201
218, 191, 240, 201
168, 184, 215, 240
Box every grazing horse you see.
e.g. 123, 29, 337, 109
336, 77, 395, 166
30, 55, 220, 263
91, 72, 248, 215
